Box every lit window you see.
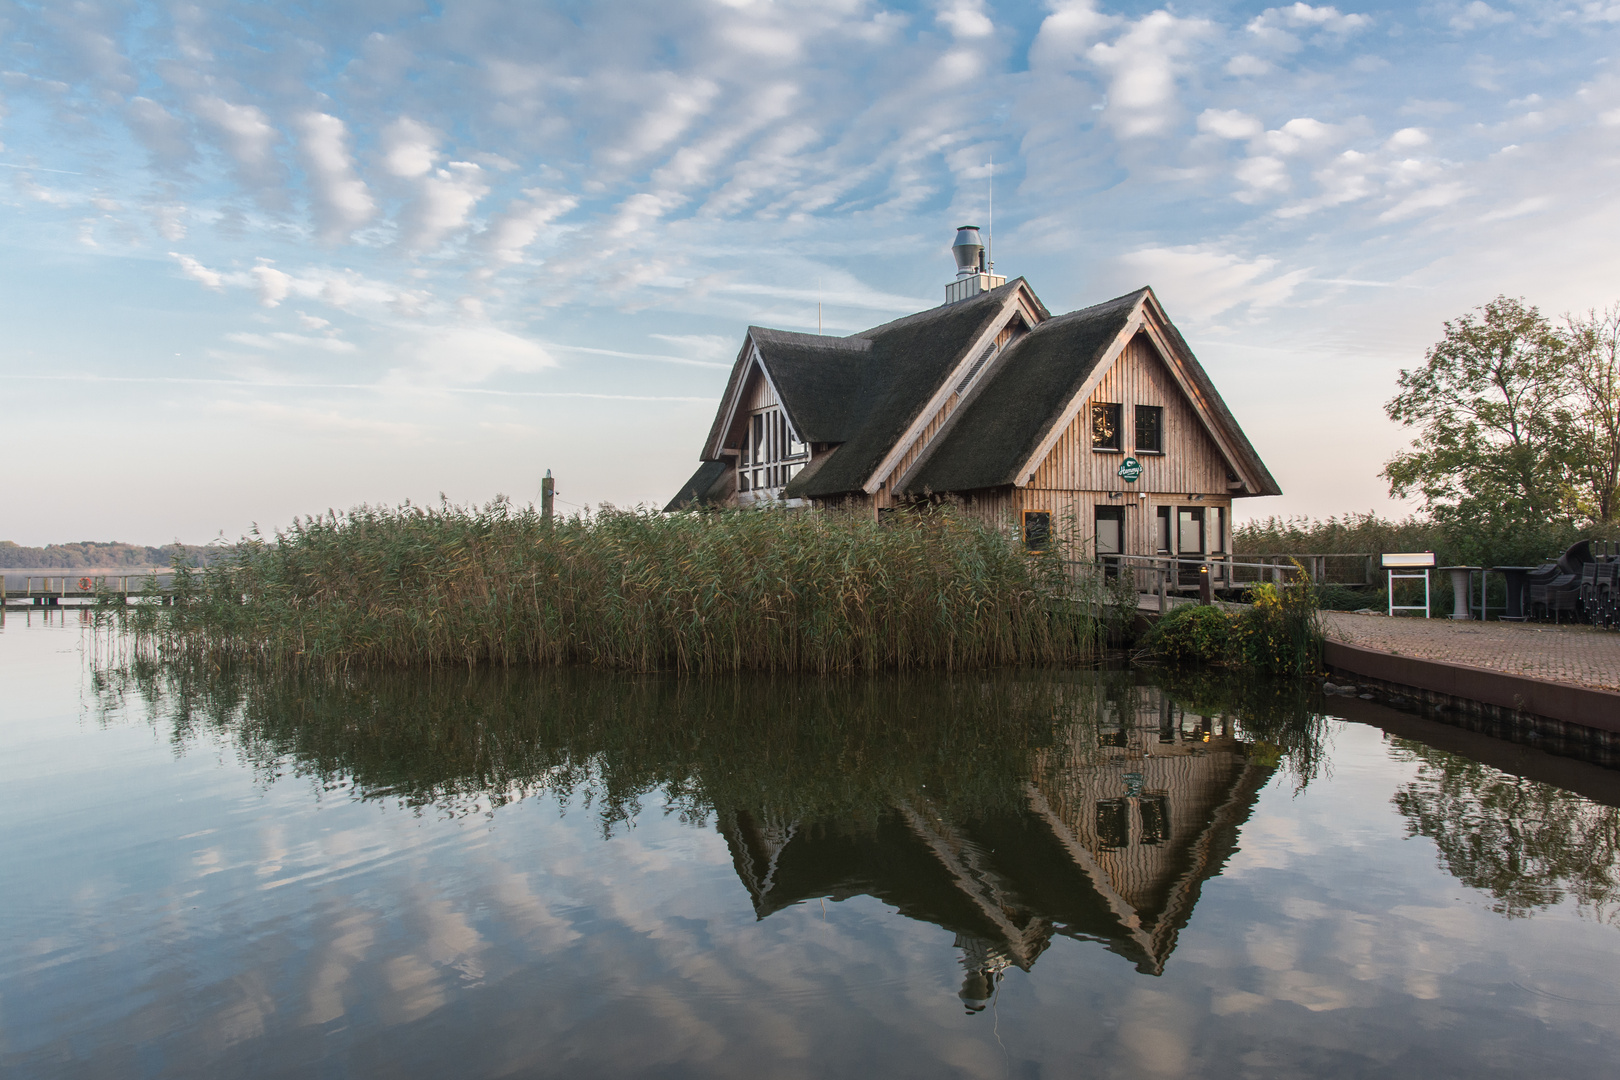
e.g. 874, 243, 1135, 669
1092, 402, 1122, 451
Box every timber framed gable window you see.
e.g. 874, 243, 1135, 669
737, 406, 809, 497
1091, 402, 1122, 452
1134, 405, 1163, 454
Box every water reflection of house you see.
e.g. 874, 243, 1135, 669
718, 686, 1272, 1008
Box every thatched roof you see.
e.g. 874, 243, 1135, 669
901, 290, 1145, 495
663, 460, 730, 512
669, 277, 1280, 508
781, 281, 1022, 499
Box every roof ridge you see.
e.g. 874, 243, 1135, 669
1029, 287, 1148, 331
848, 277, 1026, 339
748, 326, 872, 351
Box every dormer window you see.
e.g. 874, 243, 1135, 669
737, 406, 809, 497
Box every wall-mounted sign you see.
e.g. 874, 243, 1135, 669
1117, 456, 1142, 483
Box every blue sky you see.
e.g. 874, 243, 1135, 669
3, 0, 1619, 545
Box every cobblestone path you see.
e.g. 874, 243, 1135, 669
1321, 611, 1620, 693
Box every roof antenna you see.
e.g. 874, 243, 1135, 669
817, 277, 822, 335
987, 154, 993, 274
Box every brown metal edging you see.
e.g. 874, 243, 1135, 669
1322, 640, 1620, 736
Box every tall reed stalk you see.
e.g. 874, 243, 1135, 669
121, 500, 1104, 673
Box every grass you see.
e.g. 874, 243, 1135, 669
118, 499, 1110, 673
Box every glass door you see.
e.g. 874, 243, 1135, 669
1096, 505, 1125, 578
1177, 507, 1205, 585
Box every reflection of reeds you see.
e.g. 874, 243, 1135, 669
89, 661, 1333, 831
119, 501, 1103, 672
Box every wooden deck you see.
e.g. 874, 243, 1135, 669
0, 574, 172, 608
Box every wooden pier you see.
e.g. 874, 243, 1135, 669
1, 574, 173, 608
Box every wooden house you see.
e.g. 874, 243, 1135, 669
667, 227, 1280, 571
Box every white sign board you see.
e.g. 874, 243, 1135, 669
1381, 552, 1436, 568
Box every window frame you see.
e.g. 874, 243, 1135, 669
1133, 404, 1164, 455
1091, 402, 1123, 453
738, 405, 810, 498
1022, 510, 1053, 552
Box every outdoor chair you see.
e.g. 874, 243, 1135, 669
1532, 572, 1581, 622
1591, 560, 1619, 629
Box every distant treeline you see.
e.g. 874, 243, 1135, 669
0, 540, 229, 569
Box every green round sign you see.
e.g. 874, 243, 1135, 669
1117, 456, 1142, 483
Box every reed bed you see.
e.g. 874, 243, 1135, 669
122, 500, 1104, 673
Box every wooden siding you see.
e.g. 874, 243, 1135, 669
741, 362, 779, 412
876, 391, 960, 510
1018, 332, 1233, 558
1028, 333, 1229, 495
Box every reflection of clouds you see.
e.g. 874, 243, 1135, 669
381, 953, 444, 1026
303, 913, 375, 1026
1118, 986, 1192, 1075
21, 646, 1620, 1078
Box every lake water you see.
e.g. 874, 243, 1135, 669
3, 611, 1620, 1078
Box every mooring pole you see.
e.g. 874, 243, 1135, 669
541, 469, 555, 525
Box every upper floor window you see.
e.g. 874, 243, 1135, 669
1135, 405, 1163, 454
737, 406, 809, 495
1091, 402, 1122, 451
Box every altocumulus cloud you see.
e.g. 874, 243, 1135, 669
5, 0, 1620, 527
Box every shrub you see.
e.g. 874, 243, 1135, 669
1233, 582, 1321, 676
1141, 603, 1233, 665
1144, 580, 1321, 677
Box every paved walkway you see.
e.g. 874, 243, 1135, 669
1320, 611, 1620, 693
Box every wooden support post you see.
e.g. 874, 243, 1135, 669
541, 469, 555, 525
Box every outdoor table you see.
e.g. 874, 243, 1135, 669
1492, 566, 1536, 621
1438, 566, 1481, 620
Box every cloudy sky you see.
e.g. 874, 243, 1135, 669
3, 0, 1619, 545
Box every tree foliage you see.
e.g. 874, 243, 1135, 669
1564, 307, 1620, 523
1384, 296, 1575, 528
1384, 295, 1620, 528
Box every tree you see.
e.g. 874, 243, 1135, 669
1383, 296, 1576, 529
1563, 307, 1620, 523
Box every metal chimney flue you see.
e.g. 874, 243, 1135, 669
944, 225, 1005, 305
952, 226, 984, 278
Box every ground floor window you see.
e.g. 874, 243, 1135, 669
1023, 510, 1052, 552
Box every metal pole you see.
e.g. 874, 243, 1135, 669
541, 469, 555, 525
